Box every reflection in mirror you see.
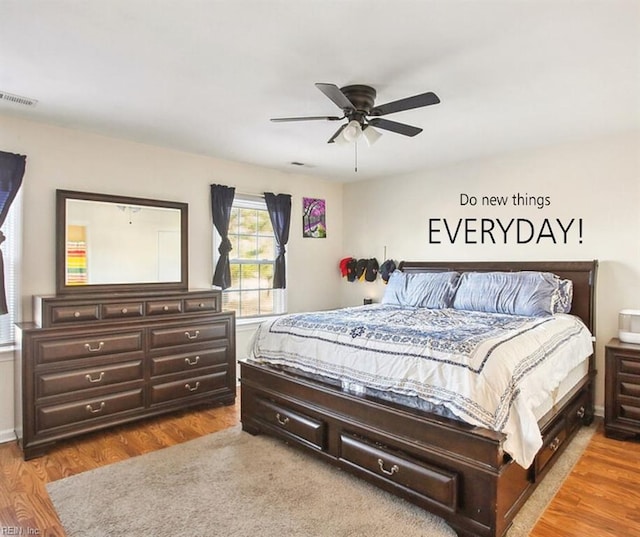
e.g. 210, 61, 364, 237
65, 199, 181, 285
56, 190, 188, 294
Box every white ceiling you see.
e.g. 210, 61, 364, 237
1, 1, 639, 182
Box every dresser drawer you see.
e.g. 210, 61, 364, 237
184, 296, 219, 313
37, 359, 144, 398
151, 346, 229, 377
50, 304, 99, 324
339, 434, 458, 510
146, 300, 183, 316
101, 302, 144, 320
150, 371, 229, 405
253, 397, 326, 450
36, 332, 144, 364
36, 389, 144, 432
149, 321, 229, 349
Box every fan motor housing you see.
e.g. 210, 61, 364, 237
340, 85, 376, 113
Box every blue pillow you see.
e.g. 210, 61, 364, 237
382, 271, 460, 309
452, 271, 567, 317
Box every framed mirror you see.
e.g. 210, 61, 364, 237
56, 190, 188, 294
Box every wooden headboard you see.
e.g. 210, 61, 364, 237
398, 260, 598, 335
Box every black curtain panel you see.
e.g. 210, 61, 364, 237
264, 192, 291, 289
210, 184, 235, 289
0, 151, 26, 315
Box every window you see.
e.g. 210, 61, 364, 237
219, 195, 285, 318
0, 196, 19, 347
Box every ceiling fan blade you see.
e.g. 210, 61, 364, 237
315, 83, 356, 111
327, 124, 347, 144
370, 92, 440, 116
271, 115, 342, 122
367, 118, 423, 137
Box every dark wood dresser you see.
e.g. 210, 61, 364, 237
605, 337, 640, 439
15, 289, 235, 459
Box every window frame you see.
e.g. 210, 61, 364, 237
214, 194, 286, 320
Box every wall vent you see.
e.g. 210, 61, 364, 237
0, 91, 38, 107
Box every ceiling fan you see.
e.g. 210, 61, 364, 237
270, 83, 440, 145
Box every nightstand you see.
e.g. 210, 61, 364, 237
605, 338, 640, 439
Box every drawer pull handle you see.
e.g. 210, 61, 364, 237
184, 330, 200, 340
199, 302, 205, 308
163, 305, 169, 311
185, 381, 200, 392
84, 341, 105, 352
549, 437, 562, 452
86, 401, 106, 414
377, 458, 400, 476
576, 406, 585, 419
121, 308, 128, 314
85, 371, 105, 383
275, 413, 289, 426
184, 356, 200, 366
73, 311, 81, 318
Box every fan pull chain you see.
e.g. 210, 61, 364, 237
354, 140, 358, 172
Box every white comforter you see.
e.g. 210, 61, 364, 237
248, 304, 593, 468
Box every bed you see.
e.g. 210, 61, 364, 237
240, 261, 597, 537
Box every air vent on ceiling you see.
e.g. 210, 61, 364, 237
0, 91, 38, 107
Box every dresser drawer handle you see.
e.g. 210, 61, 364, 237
85, 401, 106, 414
185, 381, 200, 392
576, 406, 585, 419
184, 356, 200, 366
121, 308, 128, 314
377, 458, 400, 476
163, 305, 170, 311
199, 302, 205, 308
549, 436, 562, 452
85, 371, 105, 383
84, 341, 105, 352
184, 330, 200, 340
73, 311, 81, 318
275, 412, 289, 426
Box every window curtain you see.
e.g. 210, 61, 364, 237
264, 192, 291, 289
211, 184, 235, 289
0, 151, 25, 314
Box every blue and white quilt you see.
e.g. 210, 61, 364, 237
248, 304, 593, 468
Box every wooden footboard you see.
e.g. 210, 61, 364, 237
241, 360, 593, 537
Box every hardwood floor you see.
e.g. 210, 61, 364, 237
1, 400, 638, 537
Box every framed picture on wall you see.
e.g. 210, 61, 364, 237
302, 197, 326, 238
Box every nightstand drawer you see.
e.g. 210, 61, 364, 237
620, 359, 640, 375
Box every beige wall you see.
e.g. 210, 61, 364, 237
342, 131, 640, 412
0, 114, 344, 439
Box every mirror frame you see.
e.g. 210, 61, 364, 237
56, 189, 189, 295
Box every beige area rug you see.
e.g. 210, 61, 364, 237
47, 424, 595, 537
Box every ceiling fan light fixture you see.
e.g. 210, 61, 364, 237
341, 120, 362, 143
363, 125, 382, 146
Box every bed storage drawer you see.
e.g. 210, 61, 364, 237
254, 398, 326, 450
339, 434, 458, 511
535, 418, 568, 476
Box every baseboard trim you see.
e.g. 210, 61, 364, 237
0, 428, 16, 444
